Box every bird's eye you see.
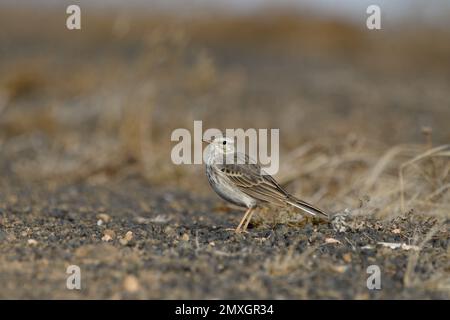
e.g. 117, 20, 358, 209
223, 141, 226, 145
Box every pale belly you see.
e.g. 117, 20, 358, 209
206, 166, 256, 208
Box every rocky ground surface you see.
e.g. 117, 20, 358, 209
0, 178, 447, 299
0, 8, 449, 300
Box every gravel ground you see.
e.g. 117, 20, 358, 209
0, 8, 449, 300
0, 179, 447, 299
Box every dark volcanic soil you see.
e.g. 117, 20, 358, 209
0, 178, 447, 299
0, 8, 449, 300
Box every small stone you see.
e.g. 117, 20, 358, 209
325, 238, 341, 244
123, 275, 140, 293
124, 231, 133, 241
343, 253, 352, 263
209, 241, 215, 247
119, 231, 134, 245
164, 226, 175, 236
135, 217, 149, 224
27, 239, 38, 246
102, 234, 112, 242
104, 229, 116, 238
97, 213, 111, 223
150, 215, 170, 223
102, 229, 116, 242
181, 233, 190, 241
355, 292, 370, 300
331, 265, 347, 273
97, 219, 103, 226
392, 228, 401, 234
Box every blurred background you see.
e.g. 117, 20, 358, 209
0, 0, 449, 300
1, 0, 449, 212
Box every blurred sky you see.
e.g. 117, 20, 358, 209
2, 0, 450, 25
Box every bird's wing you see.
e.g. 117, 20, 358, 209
216, 152, 328, 218
215, 153, 290, 206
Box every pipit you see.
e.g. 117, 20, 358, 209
204, 136, 328, 233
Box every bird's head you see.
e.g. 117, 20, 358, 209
204, 136, 235, 155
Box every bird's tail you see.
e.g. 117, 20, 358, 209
286, 196, 329, 219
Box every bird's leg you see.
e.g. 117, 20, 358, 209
242, 209, 255, 232
235, 207, 253, 233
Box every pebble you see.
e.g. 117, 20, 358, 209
123, 275, 140, 293
102, 234, 112, 242
97, 213, 111, 223
124, 231, 133, 241
331, 265, 348, 273
181, 233, 190, 241
164, 226, 176, 236
150, 215, 170, 223
119, 231, 134, 245
343, 253, 352, 263
325, 238, 341, 244
135, 216, 150, 224
27, 239, 38, 246
101, 229, 116, 242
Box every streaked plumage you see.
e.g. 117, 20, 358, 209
204, 136, 328, 232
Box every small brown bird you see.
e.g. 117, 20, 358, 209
204, 136, 328, 233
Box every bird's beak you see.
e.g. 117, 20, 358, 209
202, 138, 212, 144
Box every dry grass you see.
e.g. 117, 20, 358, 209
0, 8, 449, 221
0, 8, 449, 299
